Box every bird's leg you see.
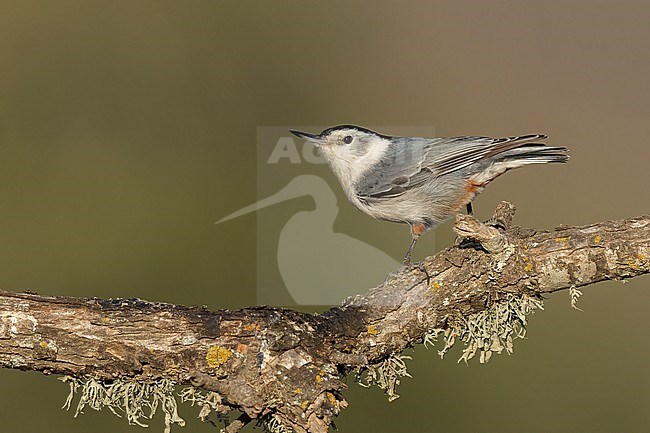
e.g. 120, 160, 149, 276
454, 202, 475, 246
401, 223, 431, 284
403, 236, 418, 267
403, 223, 426, 266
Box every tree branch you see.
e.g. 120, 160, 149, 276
0, 203, 648, 432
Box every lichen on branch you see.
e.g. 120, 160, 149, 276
0, 202, 648, 432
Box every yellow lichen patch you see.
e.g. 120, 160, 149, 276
554, 236, 570, 243
294, 388, 302, 394
593, 235, 602, 244
164, 365, 180, 376
206, 345, 232, 368
326, 392, 337, 405
40, 340, 48, 348
367, 324, 378, 335
315, 374, 322, 383
626, 254, 647, 270
431, 281, 442, 290
301, 400, 309, 410
243, 323, 260, 332
524, 262, 533, 272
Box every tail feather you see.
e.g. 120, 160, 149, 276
469, 145, 569, 185
499, 145, 569, 164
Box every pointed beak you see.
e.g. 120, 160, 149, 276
290, 129, 326, 146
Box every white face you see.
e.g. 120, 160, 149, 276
314, 127, 391, 186
317, 128, 384, 158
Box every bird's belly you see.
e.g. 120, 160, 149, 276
362, 183, 461, 227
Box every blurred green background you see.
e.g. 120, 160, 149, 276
1, 1, 649, 432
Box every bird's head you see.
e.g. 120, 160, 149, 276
290, 125, 392, 181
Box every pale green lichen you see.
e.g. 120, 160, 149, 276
425, 293, 544, 364
257, 414, 293, 433
569, 285, 584, 311
61, 375, 293, 433
60, 376, 185, 433
178, 386, 222, 423
358, 295, 541, 401
58, 294, 548, 429
357, 354, 413, 402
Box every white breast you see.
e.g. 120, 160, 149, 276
319, 137, 391, 215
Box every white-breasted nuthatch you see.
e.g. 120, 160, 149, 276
290, 125, 569, 265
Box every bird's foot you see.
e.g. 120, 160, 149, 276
403, 260, 431, 285
384, 260, 431, 286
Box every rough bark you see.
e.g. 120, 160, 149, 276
0, 203, 648, 432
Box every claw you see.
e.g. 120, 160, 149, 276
404, 262, 431, 285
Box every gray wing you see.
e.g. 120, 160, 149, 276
354, 134, 547, 200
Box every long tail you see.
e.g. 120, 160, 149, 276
470, 139, 569, 184
498, 142, 570, 165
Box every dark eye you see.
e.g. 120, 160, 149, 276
343, 135, 353, 144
